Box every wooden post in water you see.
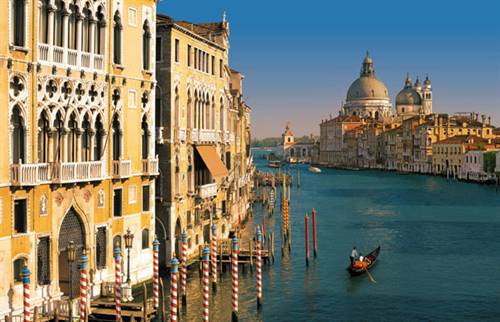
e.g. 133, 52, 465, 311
211, 224, 218, 291
262, 205, 266, 238
305, 213, 310, 266
160, 278, 166, 321
231, 237, 239, 322
180, 232, 187, 305
142, 283, 148, 322
79, 249, 88, 322
297, 169, 300, 188
312, 208, 318, 258
170, 257, 179, 322
202, 247, 210, 322
256, 227, 263, 309
114, 246, 122, 322
153, 238, 160, 309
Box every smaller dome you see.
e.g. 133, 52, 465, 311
396, 87, 422, 106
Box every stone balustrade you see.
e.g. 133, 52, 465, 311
198, 183, 218, 199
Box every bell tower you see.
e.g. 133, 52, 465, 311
422, 75, 433, 115
282, 122, 295, 147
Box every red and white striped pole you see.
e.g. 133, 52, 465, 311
312, 208, 318, 258
22, 265, 30, 322
231, 237, 239, 322
170, 257, 179, 322
153, 238, 160, 309
305, 213, 310, 266
256, 227, 263, 309
180, 231, 188, 305
202, 247, 210, 321
114, 245, 122, 322
211, 224, 217, 291
79, 249, 88, 321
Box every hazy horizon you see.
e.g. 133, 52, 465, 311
158, 0, 500, 139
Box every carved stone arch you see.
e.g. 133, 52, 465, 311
63, 106, 80, 129
9, 72, 29, 102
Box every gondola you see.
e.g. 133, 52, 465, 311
347, 246, 380, 276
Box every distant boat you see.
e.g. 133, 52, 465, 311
308, 167, 321, 173
268, 160, 282, 168
347, 246, 380, 277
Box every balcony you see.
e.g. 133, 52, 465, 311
174, 128, 187, 143
224, 131, 230, 144
198, 183, 218, 199
38, 43, 104, 71
142, 157, 159, 176
199, 129, 218, 143
112, 160, 132, 179
10, 163, 51, 186
52, 161, 105, 184
191, 128, 199, 143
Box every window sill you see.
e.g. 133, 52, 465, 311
113, 64, 125, 70
9, 45, 30, 53
142, 70, 153, 76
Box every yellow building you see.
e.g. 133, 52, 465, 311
0, 0, 158, 318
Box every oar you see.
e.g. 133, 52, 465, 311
364, 266, 377, 283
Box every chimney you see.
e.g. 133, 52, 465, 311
482, 114, 486, 126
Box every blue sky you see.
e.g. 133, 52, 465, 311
158, 0, 500, 138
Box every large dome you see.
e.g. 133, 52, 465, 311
346, 77, 389, 101
396, 87, 422, 105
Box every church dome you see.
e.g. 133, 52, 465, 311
396, 74, 422, 105
346, 52, 389, 101
396, 88, 422, 105
346, 77, 389, 101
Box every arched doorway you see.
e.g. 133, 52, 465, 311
174, 217, 182, 258
58, 208, 86, 297
155, 219, 167, 268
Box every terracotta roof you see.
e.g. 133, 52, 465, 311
176, 21, 226, 38
435, 135, 487, 145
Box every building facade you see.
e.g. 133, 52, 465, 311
281, 123, 316, 163
155, 15, 252, 267
0, 0, 158, 318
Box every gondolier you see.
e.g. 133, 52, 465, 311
350, 246, 359, 265
347, 246, 380, 277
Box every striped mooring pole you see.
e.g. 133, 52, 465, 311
79, 249, 88, 321
170, 257, 179, 322
114, 245, 122, 322
312, 208, 318, 258
231, 237, 239, 322
305, 213, 310, 266
22, 265, 30, 322
202, 247, 210, 321
256, 227, 263, 309
181, 231, 188, 305
153, 238, 160, 309
211, 224, 217, 291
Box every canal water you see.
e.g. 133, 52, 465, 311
168, 149, 500, 321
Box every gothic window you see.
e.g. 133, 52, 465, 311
112, 113, 121, 160
38, 111, 50, 163
219, 59, 223, 78
211, 56, 215, 75
81, 4, 91, 52
40, 0, 50, 44
96, 7, 106, 55
113, 11, 122, 64
142, 185, 150, 212
68, 4, 78, 49
37, 237, 50, 285
194, 48, 198, 69
12, 0, 26, 47
187, 91, 192, 129
142, 20, 151, 70
155, 86, 162, 126
174, 88, 179, 128
113, 188, 122, 217
11, 105, 25, 163
14, 199, 27, 234
187, 45, 191, 67
141, 116, 149, 159
94, 115, 104, 160
211, 97, 215, 130
67, 113, 78, 162
174, 38, 179, 63
13, 258, 27, 283
81, 115, 91, 161
141, 229, 149, 249
96, 227, 106, 269
220, 98, 224, 132
53, 111, 64, 162
54, 0, 65, 47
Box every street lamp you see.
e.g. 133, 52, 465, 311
124, 228, 134, 284
67, 240, 76, 321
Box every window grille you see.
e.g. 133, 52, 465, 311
96, 227, 107, 269
142, 229, 149, 249
37, 237, 50, 285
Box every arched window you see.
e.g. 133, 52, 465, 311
113, 11, 122, 64
220, 98, 224, 132
142, 20, 151, 70
54, 111, 64, 162
12, 0, 26, 47
211, 97, 215, 130
155, 86, 162, 126
81, 114, 91, 161
68, 4, 79, 49
94, 115, 104, 160
174, 156, 180, 195
11, 105, 25, 163
67, 113, 78, 162
40, 0, 50, 44
141, 116, 149, 159
38, 111, 50, 163
193, 91, 198, 129
96, 6, 106, 55
54, 0, 65, 47
13, 257, 27, 283
112, 113, 121, 160
81, 3, 91, 52
186, 90, 192, 129
141, 229, 149, 249
174, 88, 179, 128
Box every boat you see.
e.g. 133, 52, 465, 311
268, 160, 282, 168
308, 166, 321, 173
346, 246, 380, 276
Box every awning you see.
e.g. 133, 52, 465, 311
195, 145, 229, 178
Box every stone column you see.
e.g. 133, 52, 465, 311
47, 4, 56, 46
62, 9, 70, 49
76, 11, 82, 52
89, 129, 96, 161
89, 18, 96, 54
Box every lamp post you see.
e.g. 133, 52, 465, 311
67, 241, 77, 321
124, 229, 134, 284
